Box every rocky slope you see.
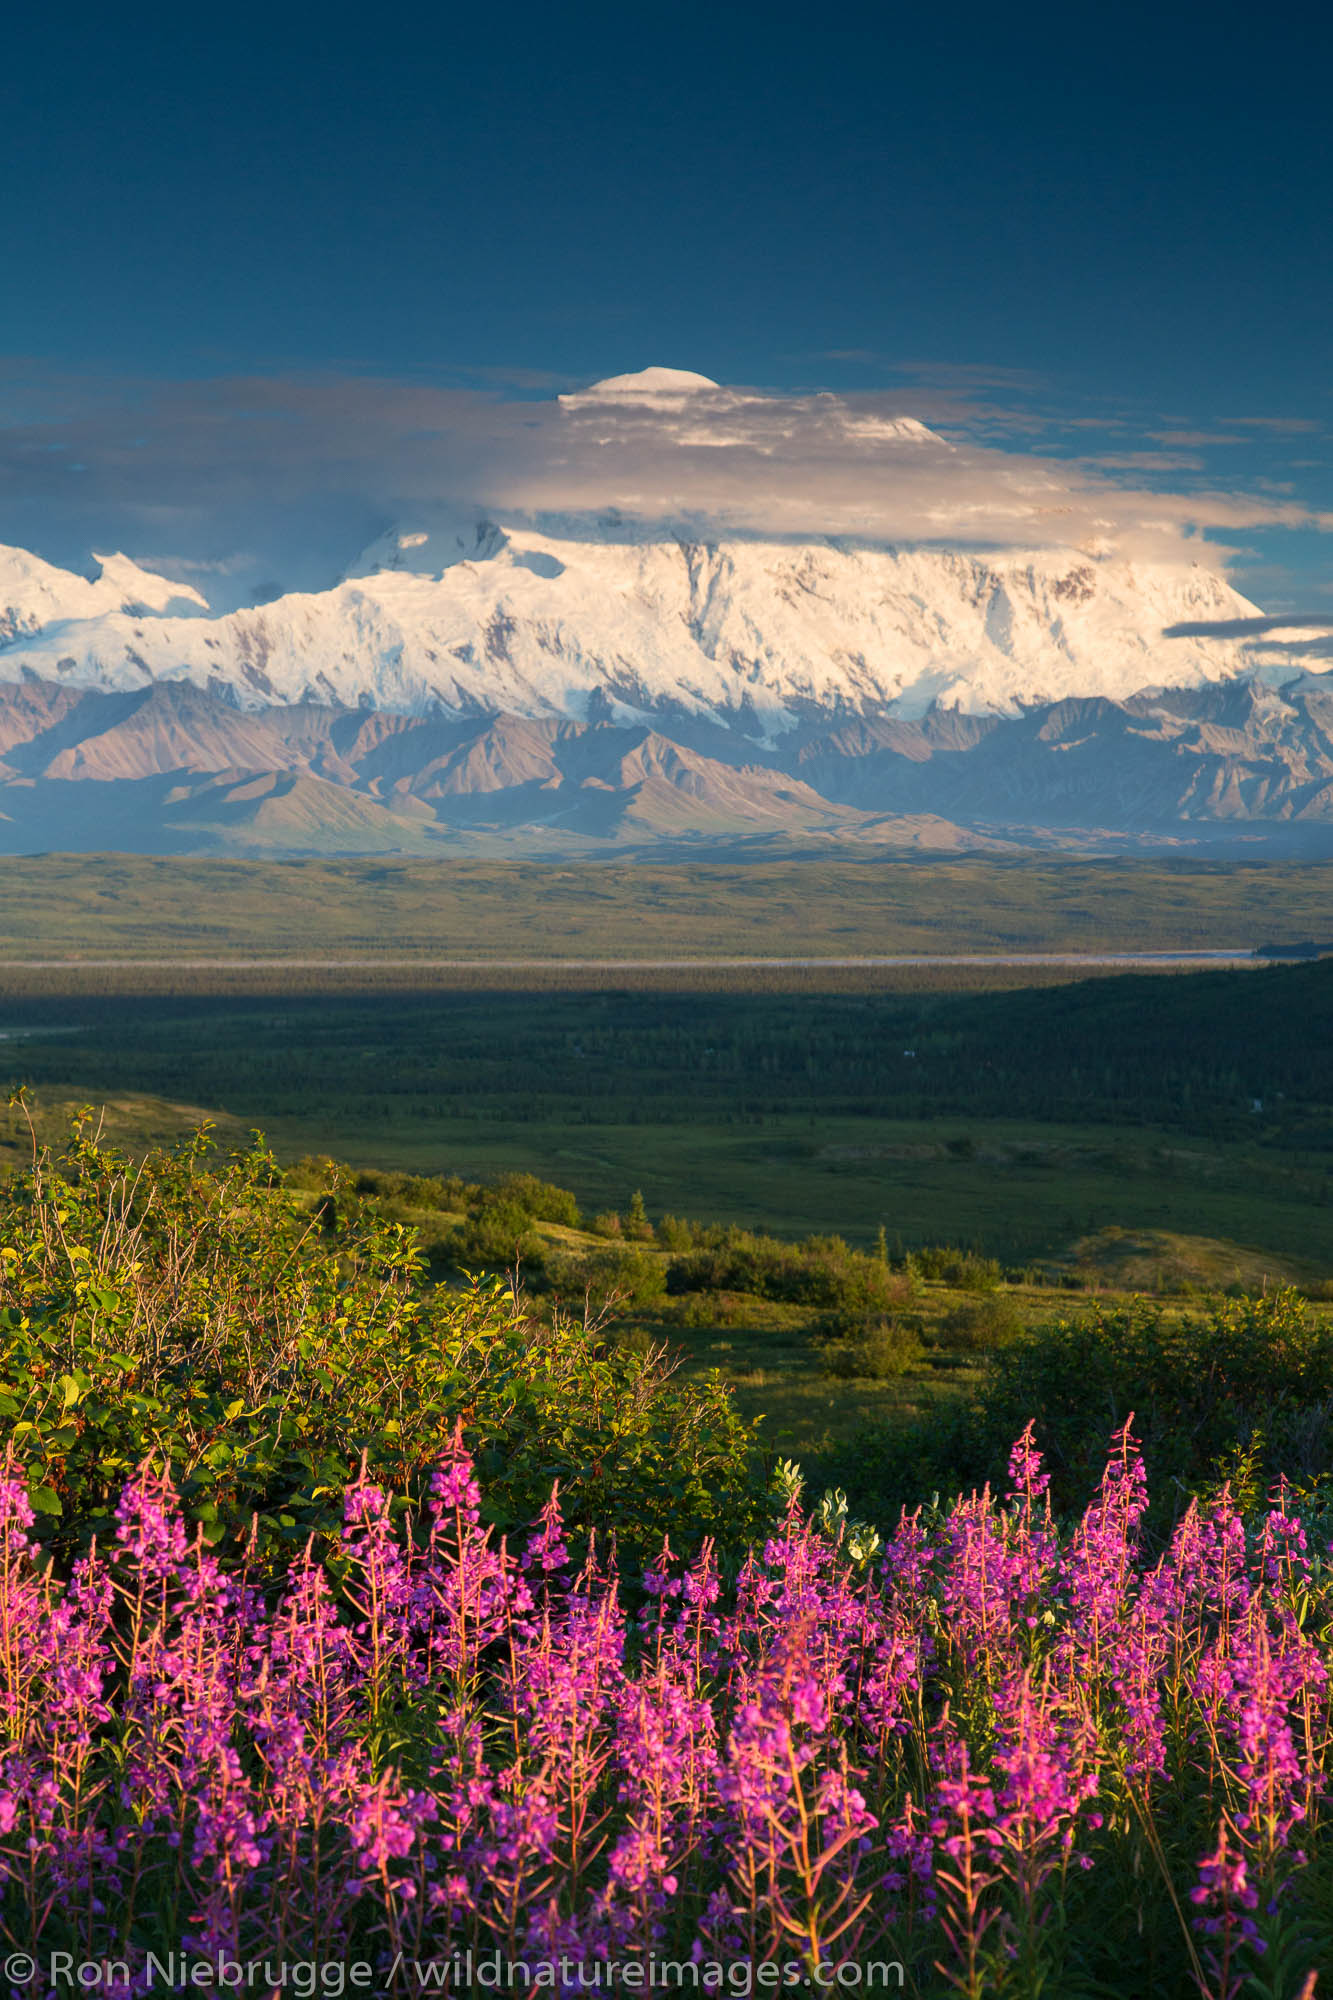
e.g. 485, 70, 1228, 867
3, 672, 1333, 855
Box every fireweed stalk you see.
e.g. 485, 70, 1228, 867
0, 1426, 1329, 1994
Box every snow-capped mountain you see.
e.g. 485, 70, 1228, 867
0, 545, 209, 645
5, 367, 1328, 855
0, 513, 1269, 737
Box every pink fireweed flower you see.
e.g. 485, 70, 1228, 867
113, 1461, 191, 1574
881, 1505, 938, 1603
1195, 1611, 1326, 1848
428, 1419, 484, 1528
348, 1769, 426, 1877
859, 1616, 925, 1741
1059, 1420, 1148, 1634
0, 1429, 1329, 1973
0, 1465, 48, 1725
524, 1484, 572, 1578
0, 1464, 37, 1548
881, 1795, 937, 1917
990, 1674, 1100, 1865
1191, 1822, 1264, 1999
941, 1488, 1025, 1673
929, 1735, 1000, 1856
717, 1662, 821, 1838
613, 1666, 718, 1803
1005, 1422, 1052, 1511
1257, 1495, 1313, 1600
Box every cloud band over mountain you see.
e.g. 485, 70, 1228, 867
2, 362, 1329, 607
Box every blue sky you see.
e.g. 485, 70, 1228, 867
1, 0, 1328, 609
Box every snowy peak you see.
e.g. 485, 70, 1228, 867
563, 366, 723, 406
341, 515, 512, 582
0, 521, 1289, 739
0, 545, 209, 644
90, 553, 210, 616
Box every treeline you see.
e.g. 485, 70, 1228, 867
8, 959, 1333, 1150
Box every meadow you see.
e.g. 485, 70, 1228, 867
4, 853, 1333, 1985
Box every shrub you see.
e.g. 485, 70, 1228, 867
490, 1171, 581, 1228
443, 1197, 547, 1273
933, 1291, 1026, 1353
913, 1243, 1003, 1290
980, 1288, 1333, 1502
667, 1228, 905, 1312
0, 1119, 764, 1569
826, 1287, 1333, 1525
820, 1313, 924, 1380
400, 1172, 466, 1210
353, 1167, 474, 1207
545, 1243, 667, 1311
284, 1153, 349, 1193
655, 1212, 697, 1251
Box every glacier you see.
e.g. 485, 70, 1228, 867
0, 515, 1274, 739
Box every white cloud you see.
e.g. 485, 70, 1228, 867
467, 368, 1332, 567
0, 359, 1329, 587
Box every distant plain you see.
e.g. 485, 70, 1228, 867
3, 850, 1330, 1269
2, 852, 1331, 964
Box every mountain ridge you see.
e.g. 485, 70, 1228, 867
4, 672, 1333, 857
0, 522, 1274, 733
2, 511, 1329, 854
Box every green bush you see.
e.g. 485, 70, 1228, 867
352, 1167, 473, 1209
822, 1287, 1333, 1526
667, 1228, 904, 1312
0, 1119, 765, 1570
491, 1172, 581, 1228
912, 1244, 1003, 1290
442, 1197, 547, 1273
979, 1288, 1333, 1502
820, 1313, 925, 1380
545, 1243, 667, 1311
932, 1291, 1026, 1353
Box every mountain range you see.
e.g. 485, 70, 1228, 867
2, 469, 1330, 855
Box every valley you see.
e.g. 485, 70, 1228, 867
6, 947, 1332, 1265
